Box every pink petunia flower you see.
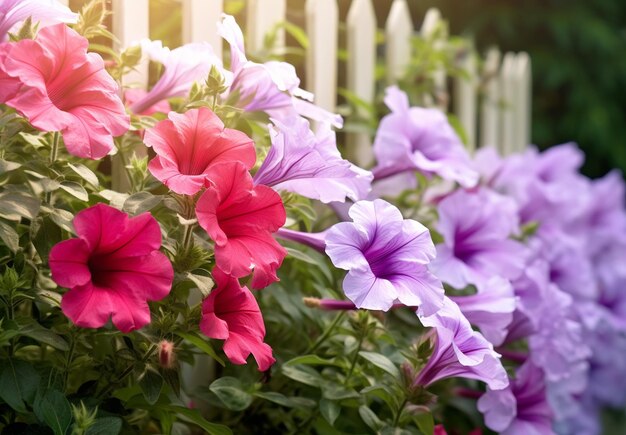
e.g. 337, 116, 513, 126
124, 88, 171, 116
49, 203, 174, 333
200, 268, 275, 371
145, 107, 255, 195
0, 23, 129, 159
195, 161, 287, 289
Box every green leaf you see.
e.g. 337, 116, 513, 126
284, 355, 339, 367
209, 377, 253, 411
319, 399, 341, 425
19, 132, 47, 148
123, 191, 163, 215
281, 365, 323, 388
67, 163, 99, 188
175, 331, 225, 366
284, 247, 321, 265
49, 208, 74, 233
254, 392, 315, 410
322, 384, 360, 401
359, 351, 400, 379
0, 219, 19, 252
358, 405, 385, 432
139, 370, 163, 405
59, 181, 89, 201
413, 411, 434, 435
184, 272, 214, 297
15, 317, 69, 351
163, 406, 232, 435
86, 417, 123, 435
0, 359, 40, 412
33, 389, 72, 435
0, 159, 22, 174
0, 192, 40, 221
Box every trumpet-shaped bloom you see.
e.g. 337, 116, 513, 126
430, 188, 526, 288
0, 0, 77, 42
253, 117, 372, 203
372, 86, 478, 187
0, 24, 129, 159
146, 107, 255, 195
478, 362, 554, 435
124, 88, 170, 116
48, 203, 173, 333
451, 276, 516, 346
218, 14, 343, 128
325, 199, 444, 314
129, 39, 222, 114
415, 297, 508, 390
196, 162, 286, 289
200, 268, 275, 371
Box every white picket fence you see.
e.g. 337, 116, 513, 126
59, 0, 532, 159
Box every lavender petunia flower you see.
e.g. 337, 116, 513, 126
219, 15, 342, 128
372, 86, 478, 187
254, 117, 372, 203
325, 199, 443, 314
429, 188, 527, 288
414, 297, 508, 390
129, 40, 222, 114
478, 362, 554, 435
451, 276, 516, 346
0, 0, 77, 42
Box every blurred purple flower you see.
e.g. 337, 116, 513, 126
129, 40, 221, 114
414, 297, 508, 390
429, 188, 526, 288
478, 362, 554, 435
372, 86, 478, 187
451, 276, 516, 346
325, 199, 443, 314
0, 0, 77, 42
253, 116, 372, 203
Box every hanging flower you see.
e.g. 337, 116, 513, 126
48, 203, 174, 333
478, 362, 554, 434
145, 107, 255, 195
325, 199, 444, 314
414, 297, 509, 390
429, 188, 526, 288
253, 116, 372, 203
0, 23, 129, 159
0, 0, 78, 42
200, 268, 275, 371
195, 161, 286, 289
371, 86, 478, 187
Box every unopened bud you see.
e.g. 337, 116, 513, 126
158, 340, 176, 369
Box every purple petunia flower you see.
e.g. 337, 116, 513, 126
253, 116, 372, 203
0, 0, 77, 42
414, 297, 508, 390
429, 188, 526, 288
451, 276, 516, 346
478, 362, 554, 435
371, 86, 478, 187
325, 199, 443, 314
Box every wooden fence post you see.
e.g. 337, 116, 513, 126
514, 52, 532, 152
498, 52, 516, 155
420, 8, 447, 110
246, 0, 286, 53
385, 0, 413, 84
182, 0, 223, 58
454, 49, 477, 151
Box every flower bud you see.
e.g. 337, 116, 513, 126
158, 340, 176, 369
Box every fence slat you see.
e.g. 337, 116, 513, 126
498, 52, 517, 156
182, 0, 223, 58
453, 50, 477, 151
480, 48, 501, 149
57, 0, 69, 6
111, 0, 149, 192
514, 52, 532, 152
385, 0, 413, 84
305, 0, 338, 115
346, 0, 376, 167
420, 8, 447, 109
246, 0, 286, 53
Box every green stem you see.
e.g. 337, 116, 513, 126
212, 93, 217, 111
63, 334, 76, 392
116, 142, 134, 192
181, 223, 194, 253
306, 311, 345, 354
344, 332, 365, 386
392, 398, 408, 427
49, 131, 60, 164
97, 344, 158, 399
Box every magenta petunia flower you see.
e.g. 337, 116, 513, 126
129, 39, 222, 115
429, 188, 526, 288
0, 23, 129, 159
200, 268, 275, 371
0, 0, 77, 42
253, 116, 372, 203
414, 297, 508, 390
478, 362, 554, 435
146, 107, 255, 195
451, 276, 516, 346
371, 86, 478, 187
195, 162, 287, 289
325, 199, 443, 314
49, 203, 174, 333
